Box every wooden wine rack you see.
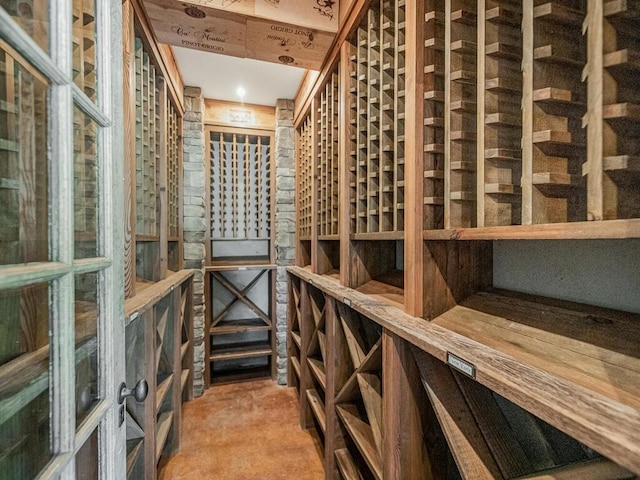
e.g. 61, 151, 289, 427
288, 268, 640, 479
317, 70, 340, 239
348, 0, 406, 236
525, 0, 587, 225
208, 130, 272, 243
135, 38, 160, 238
445, 0, 478, 228
423, 0, 446, 230
586, 0, 640, 221
291, 1, 640, 477
297, 114, 314, 242
167, 99, 180, 241
480, 0, 522, 226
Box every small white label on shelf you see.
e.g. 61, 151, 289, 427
447, 352, 475, 379
238, 267, 247, 271
344, 298, 351, 307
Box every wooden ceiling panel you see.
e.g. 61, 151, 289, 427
142, 0, 338, 70
245, 18, 332, 69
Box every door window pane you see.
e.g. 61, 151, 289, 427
75, 427, 98, 480
75, 272, 99, 425
74, 106, 99, 259
0, 282, 51, 478
72, 0, 97, 101
0, 0, 49, 52
0, 47, 48, 265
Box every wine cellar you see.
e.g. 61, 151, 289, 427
291, 0, 640, 478
0, 0, 639, 478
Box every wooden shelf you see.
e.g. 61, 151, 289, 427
209, 342, 272, 361
156, 373, 173, 413
355, 280, 404, 310
533, 2, 584, 27
534, 45, 584, 68
603, 49, 640, 79
126, 439, 144, 475
291, 330, 302, 348
334, 448, 362, 480
306, 388, 326, 433
336, 404, 382, 480
155, 411, 174, 463
424, 219, 640, 240
290, 355, 301, 378
287, 267, 640, 475
180, 369, 189, 392
210, 318, 271, 335
308, 357, 327, 391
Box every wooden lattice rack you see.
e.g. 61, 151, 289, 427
348, 0, 407, 235
208, 130, 272, 242
298, 115, 314, 243
317, 69, 340, 239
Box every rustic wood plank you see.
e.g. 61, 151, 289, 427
356, 373, 382, 454
411, 346, 503, 480
306, 388, 327, 434
382, 330, 433, 480
513, 457, 635, 480
336, 404, 382, 480
124, 269, 194, 318
335, 448, 364, 480
453, 370, 534, 477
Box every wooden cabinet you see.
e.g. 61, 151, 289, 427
123, 0, 185, 299
204, 126, 277, 385
124, 270, 194, 479
292, 0, 640, 478
288, 270, 639, 479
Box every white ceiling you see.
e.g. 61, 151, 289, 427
172, 46, 307, 106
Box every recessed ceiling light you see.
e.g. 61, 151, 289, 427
236, 86, 246, 98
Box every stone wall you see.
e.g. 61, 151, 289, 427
182, 87, 206, 397
274, 99, 296, 385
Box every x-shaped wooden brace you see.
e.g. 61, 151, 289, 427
211, 269, 271, 327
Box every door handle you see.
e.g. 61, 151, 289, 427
118, 379, 148, 405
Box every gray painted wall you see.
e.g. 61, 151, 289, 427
493, 239, 640, 314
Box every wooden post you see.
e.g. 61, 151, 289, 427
123, 0, 136, 298
339, 43, 352, 288
404, 0, 426, 317
382, 329, 433, 480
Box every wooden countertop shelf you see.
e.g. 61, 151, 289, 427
423, 218, 640, 240
432, 289, 640, 415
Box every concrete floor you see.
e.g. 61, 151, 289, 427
159, 379, 325, 480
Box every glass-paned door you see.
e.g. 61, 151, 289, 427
0, 0, 125, 478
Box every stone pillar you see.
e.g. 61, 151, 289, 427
274, 99, 296, 385
182, 87, 206, 397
